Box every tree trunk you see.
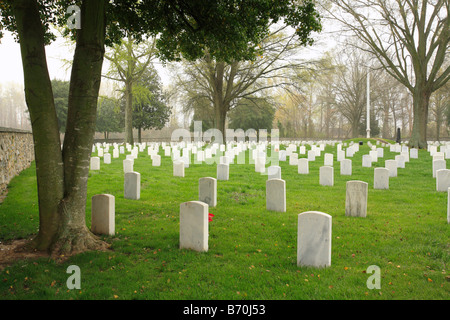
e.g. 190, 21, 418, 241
382, 107, 390, 139
125, 81, 134, 145
409, 85, 431, 149
12, 0, 64, 251
351, 121, 359, 138
13, 0, 109, 255
138, 126, 142, 143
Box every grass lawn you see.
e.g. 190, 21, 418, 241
0, 139, 448, 300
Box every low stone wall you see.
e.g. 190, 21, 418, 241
0, 128, 34, 197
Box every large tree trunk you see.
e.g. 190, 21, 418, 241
409, 84, 431, 149
351, 120, 359, 138
12, 0, 64, 251
13, 0, 109, 255
214, 103, 227, 141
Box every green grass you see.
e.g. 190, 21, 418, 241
0, 141, 448, 300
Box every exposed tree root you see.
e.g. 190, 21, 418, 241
49, 227, 111, 259
0, 229, 112, 270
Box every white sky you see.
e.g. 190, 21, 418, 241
0, 19, 339, 88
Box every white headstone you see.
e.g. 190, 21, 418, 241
217, 163, 229, 181
436, 169, 450, 192
374, 167, 389, 190
410, 148, 418, 159
91, 194, 115, 235
152, 155, 161, 167
179, 201, 208, 252
362, 155, 372, 167
324, 153, 333, 166
345, 181, 368, 217
173, 160, 185, 177
307, 150, 316, 161
104, 153, 111, 164
113, 148, 119, 158
433, 159, 446, 178
124, 171, 140, 200
199, 177, 217, 207
266, 179, 286, 212
385, 160, 397, 177
395, 155, 405, 168
297, 211, 332, 268
278, 150, 287, 161
123, 159, 133, 173
255, 157, 265, 173
369, 150, 378, 162
320, 166, 334, 186
376, 148, 384, 158
289, 153, 298, 166
90, 157, 100, 170
340, 159, 352, 176
268, 166, 281, 180
298, 158, 309, 174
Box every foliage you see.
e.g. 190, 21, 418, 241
52, 79, 70, 133
96, 96, 123, 138
132, 68, 171, 133
228, 97, 275, 132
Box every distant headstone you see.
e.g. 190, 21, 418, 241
91, 194, 115, 235
324, 153, 333, 166
385, 160, 397, 177
104, 153, 111, 164
433, 159, 446, 178
345, 181, 368, 218
340, 159, 352, 176
436, 169, 450, 192
173, 160, 185, 177
217, 163, 229, 181
297, 211, 332, 268
123, 159, 133, 173
410, 148, 418, 159
307, 150, 316, 161
90, 157, 100, 170
376, 148, 384, 158
124, 171, 140, 200
395, 155, 405, 168
289, 153, 298, 166
266, 179, 286, 212
199, 177, 217, 207
374, 167, 389, 190
152, 155, 161, 167
298, 158, 309, 174
267, 166, 281, 180
320, 166, 334, 186
362, 155, 372, 167
179, 201, 208, 252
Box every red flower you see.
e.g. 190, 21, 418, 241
208, 213, 214, 222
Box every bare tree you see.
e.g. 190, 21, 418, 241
173, 26, 318, 136
326, 0, 450, 148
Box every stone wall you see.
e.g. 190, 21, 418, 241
0, 128, 34, 196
